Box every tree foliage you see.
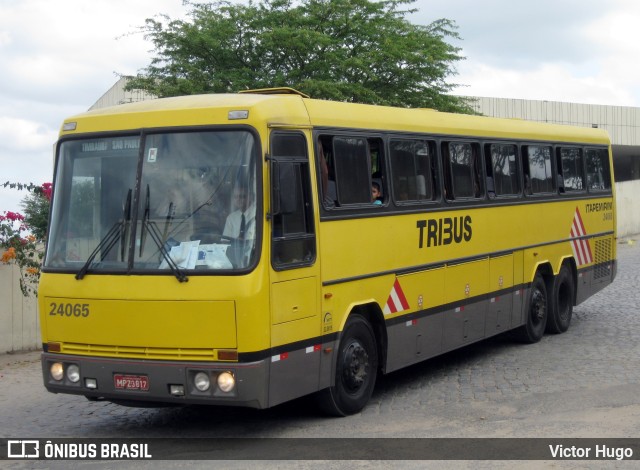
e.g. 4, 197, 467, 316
126, 0, 472, 112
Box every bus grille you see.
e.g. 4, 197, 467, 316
594, 238, 612, 280
60, 343, 218, 361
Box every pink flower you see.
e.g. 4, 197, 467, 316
4, 211, 25, 222
41, 182, 52, 201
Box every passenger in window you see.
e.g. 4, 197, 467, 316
371, 182, 383, 205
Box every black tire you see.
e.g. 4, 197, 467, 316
316, 315, 378, 416
546, 265, 574, 334
514, 272, 548, 343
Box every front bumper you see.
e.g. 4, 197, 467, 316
41, 353, 269, 409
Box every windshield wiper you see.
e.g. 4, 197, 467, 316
138, 189, 187, 282
120, 188, 132, 261
141, 218, 188, 283
139, 184, 150, 257
76, 188, 187, 282
76, 189, 132, 280
75, 220, 122, 280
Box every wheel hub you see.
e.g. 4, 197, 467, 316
531, 289, 546, 322
342, 341, 369, 392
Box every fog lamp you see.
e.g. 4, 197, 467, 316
85, 378, 97, 389
50, 362, 64, 381
194, 372, 211, 392
217, 371, 235, 393
67, 364, 80, 383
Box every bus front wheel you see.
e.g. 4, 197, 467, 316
546, 265, 574, 334
515, 273, 548, 343
317, 314, 378, 416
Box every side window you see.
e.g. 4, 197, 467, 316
390, 139, 437, 202
558, 147, 584, 192
443, 142, 482, 200
318, 135, 385, 208
333, 136, 371, 205
585, 148, 612, 191
486, 143, 520, 197
369, 139, 386, 205
270, 133, 316, 269
525, 145, 554, 194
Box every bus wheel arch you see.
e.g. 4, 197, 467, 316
316, 304, 383, 416
546, 261, 576, 334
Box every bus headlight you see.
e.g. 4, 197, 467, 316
66, 364, 80, 383
194, 372, 211, 392
217, 371, 235, 393
50, 362, 64, 381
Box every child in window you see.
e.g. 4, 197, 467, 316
372, 182, 383, 205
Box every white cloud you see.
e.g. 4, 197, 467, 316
580, 2, 640, 106
0, 0, 189, 214
425, 0, 640, 107
0, 116, 58, 152
0, 30, 11, 46
453, 62, 636, 106
0, 0, 187, 106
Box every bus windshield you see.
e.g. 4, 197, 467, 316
45, 130, 259, 275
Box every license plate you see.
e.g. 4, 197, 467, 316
114, 374, 149, 391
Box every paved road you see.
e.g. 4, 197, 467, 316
1, 241, 639, 468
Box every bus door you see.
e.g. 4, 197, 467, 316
267, 131, 321, 406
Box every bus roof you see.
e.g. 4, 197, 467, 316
62, 90, 611, 145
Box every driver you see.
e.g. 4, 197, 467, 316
223, 186, 255, 240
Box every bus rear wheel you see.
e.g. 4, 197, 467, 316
515, 273, 548, 343
317, 314, 378, 416
546, 265, 574, 334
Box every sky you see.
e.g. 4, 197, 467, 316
1, 0, 639, 214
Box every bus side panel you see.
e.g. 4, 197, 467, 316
575, 269, 591, 305
486, 254, 514, 335
267, 327, 321, 407
384, 268, 445, 373
268, 303, 321, 407
511, 251, 525, 328
575, 234, 616, 305
385, 313, 444, 373
442, 258, 489, 352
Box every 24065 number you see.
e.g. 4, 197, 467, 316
49, 303, 90, 317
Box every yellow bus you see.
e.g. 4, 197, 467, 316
40, 88, 616, 415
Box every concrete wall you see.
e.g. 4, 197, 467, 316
469, 96, 640, 146
616, 180, 640, 238
89, 77, 156, 111
0, 261, 39, 353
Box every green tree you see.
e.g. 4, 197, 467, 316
126, 0, 472, 113
20, 182, 51, 241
